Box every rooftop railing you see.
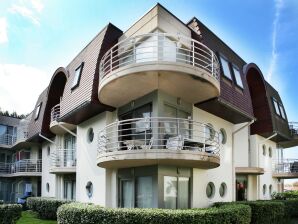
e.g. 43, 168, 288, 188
99, 33, 220, 83
50, 149, 76, 169
289, 122, 298, 136
274, 159, 298, 174
0, 159, 42, 175
98, 117, 220, 156
51, 104, 60, 123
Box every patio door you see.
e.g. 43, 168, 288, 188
64, 134, 76, 167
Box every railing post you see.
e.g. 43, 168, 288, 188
110, 49, 113, 74
211, 51, 214, 77
133, 40, 136, 63
192, 41, 195, 66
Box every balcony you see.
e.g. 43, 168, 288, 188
50, 149, 76, 173
50, 104, 76, 135
273, 159, 298, 179
0, 134, 16, 147
98, 33, 220, 108
0, 159, 42, 177
97, 117, 220, 169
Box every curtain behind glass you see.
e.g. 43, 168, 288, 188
136, 176, 153, 208
122, 180, 133, 208
164, 176, 177, 209
178, 177, 189, 209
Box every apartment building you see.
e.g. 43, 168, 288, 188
0, 4, 298, 208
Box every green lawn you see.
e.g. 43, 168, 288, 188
17, 211, 57, 224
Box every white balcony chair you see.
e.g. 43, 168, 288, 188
166, 135, 183, 150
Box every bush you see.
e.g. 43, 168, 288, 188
0, 204, 22, 224
57, 202, 251, 224
214, 201, 285, 224
272, 191, 298, 200
27, 197, 71, 220
274, 199, 298, 218
0, 200, 3, 205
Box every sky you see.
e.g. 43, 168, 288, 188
0, 0, 297, 174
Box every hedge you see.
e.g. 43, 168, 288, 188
214, 201, 285, 224
0, 204, 22, 224
57, 202, 251, 224
273, 199, 298, 218
272, 191, 298, 200
0, 200, 3, 205
27, 197, 71, 220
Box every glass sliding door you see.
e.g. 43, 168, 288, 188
64, 180, 76, 200
120, 179, 134, 208
177, 177, 189, 209
136, 176, 153, 208
64, 134, 76, 167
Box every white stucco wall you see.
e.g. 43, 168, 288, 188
234, 123, 249, 167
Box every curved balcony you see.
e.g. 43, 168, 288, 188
50, 149, 76, 173
50, 104, 76, 135
0, 159, 42, 177
97, 117, 220, 169
273, 159, 298, 179
98, 33, 220, 107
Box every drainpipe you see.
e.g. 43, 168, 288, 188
257, 132, 277, 199
57, 123, 77, 137
232, 119, 255, 201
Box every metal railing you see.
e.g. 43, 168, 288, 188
0, 134, 16, 146
274, 159, 298, 174
99, 33, 220, 83
0, 159, 42, 174
98, 117, 220, 156
289, 122, 298, 136
50, 149, 76, 168
51, 104, 60, 123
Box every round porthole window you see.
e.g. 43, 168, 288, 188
262, 145, 266, 156
219, 128, 227, 144
219, 182, 227, 197
205, 124, 215, 140
86, 181, 93, 198
47, 146, 50, 156
87, 128, 94, 143
46, 183, 50, 192
263, 184, 267, 196
269, 147, 272, 158
206, 182, 215, 199
269, 184, 273, 195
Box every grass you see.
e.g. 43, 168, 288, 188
17, 211, 57, 224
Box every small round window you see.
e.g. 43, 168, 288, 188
46, 183, 50, 192
47, 146, 50, 156
86, 181, 93, 198
262, 145, 266, 156
206, 182, 215, 199
219, 128, 227, 144
219, 182, 227, 197
87, 128, 94, 143
269, 184, 273, 195
205, 124, 215, 140
263, 184, 267, 196
269, 147, 272, 158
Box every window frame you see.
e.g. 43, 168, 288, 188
71, 62, 84, 90
232, 65, 244, 89
34, 103, 42, 120
218, 54, 233, 80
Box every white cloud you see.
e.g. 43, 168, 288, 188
0, 17, 8, 44
8, 0, 44, 26
0, 64, 50, 114
267, 0, 284, 81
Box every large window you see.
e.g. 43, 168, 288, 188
272, 97, 287, 119
219, 55, 232, 79
71, 63, 84, 90
35, 103, 42, 120
164, 176, 189, 209
232, 66, 243, 88
64, 179, 76, 200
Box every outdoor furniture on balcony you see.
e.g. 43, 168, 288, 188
0, 159, 42, 177
97, 117, 220, 169
273, 159, 298, 179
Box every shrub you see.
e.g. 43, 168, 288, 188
272, 191, 298, 200
57, 202, 251, 224
27, 197, 71, 220
214, 201, 285, 224
0, 200, 3, 205
0, 204, 22, 224
274, 199, 298, 218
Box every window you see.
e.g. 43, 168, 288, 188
262, 145, 266, 156
279, 104, 286, 119
219, 55, 232, 79
219, 182, 227, 197
87, 128, 94, 143
120, 179, 134, 208
205, 123, 215, 141
272, 97, 287, 120
272, 98, 281, 116
86, 181, 93, 198
263, 184, 267, 196
136, 176, 153, 208
164, 176, 190, 209
206, 182, 215, 199
269, 184, 273, 195
35, 103, 42, 120
71, 63, 84, 89
219, 128, 227, 144
233, 66, 244, 88
64, 180, 76, 200
269, 147, 272, 158
46, 183, 50, 192
47, 146, 50, 156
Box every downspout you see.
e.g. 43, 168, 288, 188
257, 132, 277, 199
232, 119, 255, 201
57, 123, 77, 137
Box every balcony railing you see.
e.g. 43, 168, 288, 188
274, 159, 298, 174
51, 149, 76, 169
98, 117, 220, 156
99, 33, 220, 83
51, 104, 60, 123
0, 159, 42, 175
0, 134, 16, 146
289, 122, 298, 136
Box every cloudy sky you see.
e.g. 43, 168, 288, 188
0, 0, 297, 160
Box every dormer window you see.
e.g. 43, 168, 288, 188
35, 103, 42, 120
219, 55, 232, 80
232, 65, 243, 88
272, 97, 286, 119
71, 62, 84, 90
